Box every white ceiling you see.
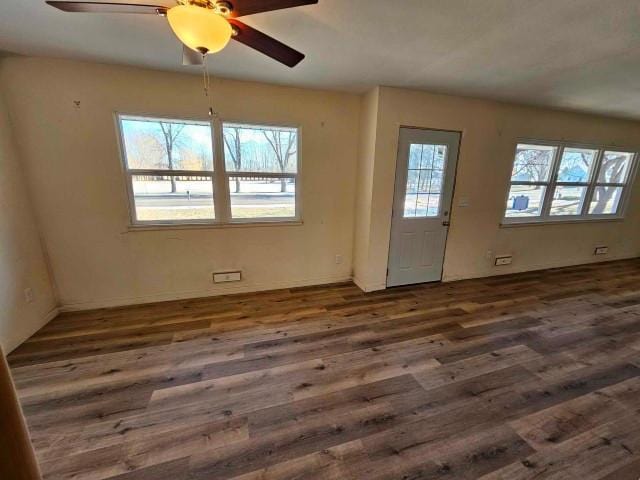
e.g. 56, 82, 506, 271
2, 0, 640, 119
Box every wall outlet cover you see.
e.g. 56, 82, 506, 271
213, 271, 242, 283
495, 255, 513, 266
594, 246, 609, 255
24, 288, 34, 303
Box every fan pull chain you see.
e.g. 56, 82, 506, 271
202, 53, 209, 96
201, 54, 218, 119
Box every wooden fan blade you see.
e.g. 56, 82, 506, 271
182, 45, 204, 66
228, 19, 305, 67
227, 0, 318, 18
46, 1, 167, 15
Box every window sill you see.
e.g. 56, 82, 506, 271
500, 217, 624, 228
125, 220, 303, 232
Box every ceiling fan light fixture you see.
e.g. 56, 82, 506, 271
167, 4, 232, 54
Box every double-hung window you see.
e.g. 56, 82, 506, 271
118, 115, 215, 223
222, 123, 298, 221
504, 141, 637, 224
117, 114, 300, 226
589, 151, 636, 215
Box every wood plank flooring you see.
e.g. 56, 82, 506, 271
8, 258, 640, 480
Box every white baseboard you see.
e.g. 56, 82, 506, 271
44, 306, 60, 323
442, 253, 639, 283
59, 274, 352, 312
6, 306, 60, 353
352, 275, 367, 292
352, 275, 386, 292
56, 254, 640, 312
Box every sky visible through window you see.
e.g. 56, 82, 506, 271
121, 117, 213, 171
223, 123, 298, 174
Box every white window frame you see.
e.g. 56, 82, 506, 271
503, 139, 639, 225
115, 113, 301, 227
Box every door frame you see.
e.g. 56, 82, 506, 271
386, 125, 463, 287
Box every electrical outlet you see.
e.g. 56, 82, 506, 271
335, 254, 343, 265
213, 271, 241, 283
24, 288, 34, 303
495, 255, 513, 266
594, 246, 609, 255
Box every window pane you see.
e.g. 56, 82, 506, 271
416, 194, 440, 217
511, 144, 556, 182
404, 194, 418, 217
589, 186, 623, 215
404, 143, 446, 218
404, 193, 442, 217
406, 170, 420, 194
427, 169, 443, 193
408, 145, 423, 169
408, 144, 447, 169
598, 151, 634, 183
433, 146, 447, 170
556, 147, 597, 182
223, 123, 298, 173
229, 177, 295, 219
550, 186, 588, 216
505, 185, 546, 217
132, 175, 214, 222
121, 117, 213, 171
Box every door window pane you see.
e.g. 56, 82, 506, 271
121, 117, 213, 171
404, 193, 442, 218
550, 186, 588, 216
132, 175, 214, 221
556, 147, 597, 182
511, 144, 557, 182
404, 194, 419, 217
598, 151, 634, 183
406, 170, 420, 194
408, 145, 423, 169
589, 186, 623, 215
416, 194, 440, 217
425, 169, 443, 193
417, 169, 432, 194
229, 177, 296, 219
403, 143, 447, 218
505, 185, 546, 217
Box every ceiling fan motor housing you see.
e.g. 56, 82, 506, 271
177, 0, 233, 16
214, 1, 233, 16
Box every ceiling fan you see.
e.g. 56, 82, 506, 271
46, 0, 318, 67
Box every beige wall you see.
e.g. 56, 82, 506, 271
356, 86, 640, 290
0, 90, 57, 352
0, 57, 360, 310
1, 55, 639, 322
352, 87, 379, 290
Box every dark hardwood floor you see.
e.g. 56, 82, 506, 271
8, 259, 640, 480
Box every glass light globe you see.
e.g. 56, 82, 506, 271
167, 4, 232, 54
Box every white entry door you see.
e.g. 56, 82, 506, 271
387, 128, 460, 287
